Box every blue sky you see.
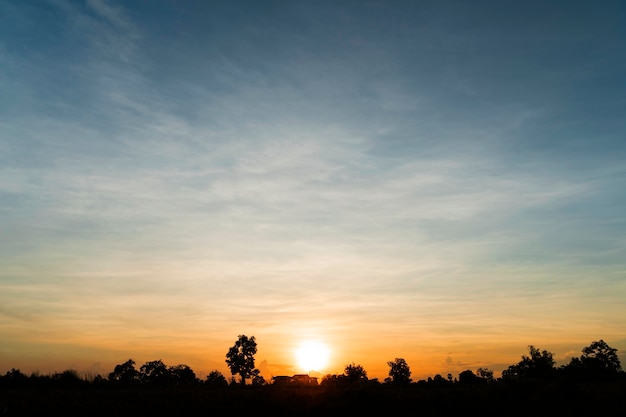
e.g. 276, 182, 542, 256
1, 0, 625, 380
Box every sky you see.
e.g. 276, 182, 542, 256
1, 0, 625, 382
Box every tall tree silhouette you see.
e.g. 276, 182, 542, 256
225, 335, 259, 386
387, 358, 411, 384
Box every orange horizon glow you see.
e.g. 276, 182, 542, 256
1, 330, 622, 383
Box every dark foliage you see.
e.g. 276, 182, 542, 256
344, 362, 368, 382
139, 360, 171, 386
502, 345, 556, 380
169, 364, 198, 387
205, 370, 228, 388
108, 359, 138, 385
387, 357, 411, 384
225, 335, 259, 386
561, 339, 623, 381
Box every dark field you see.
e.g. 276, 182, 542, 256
2, 381, 625, 417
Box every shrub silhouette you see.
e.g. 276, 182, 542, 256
206, 370, 228, 388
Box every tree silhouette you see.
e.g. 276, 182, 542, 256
320, 373, 346, 387
169, 364, 198, 386
205, 370, 228, 388
432, 374, 449, 385
563, 339, 624, 381
502, 345, 555, 380
250, 368, 266, 386
108, 359, 139, 384
344, 363, 367, 382
139, 360, 170, 386
476, 367, 494, 382
386, 358, 411, 384
2, 369, 28, 388
225, 334, 259, 386
458, 369, 478, 384
581, 339, 622, 373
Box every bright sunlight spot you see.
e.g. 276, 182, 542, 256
295, 340, 330, 372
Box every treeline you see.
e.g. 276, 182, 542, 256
0, 360, 230, 390
320, 339, 624, 387
0, 339, 623, 390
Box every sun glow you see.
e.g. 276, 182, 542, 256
295, 340, 330, 372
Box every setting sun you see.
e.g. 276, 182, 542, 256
295, 341, 330, 373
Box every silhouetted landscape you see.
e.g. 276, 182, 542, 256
1, 338, 623, 416
3, 2, 626, 416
